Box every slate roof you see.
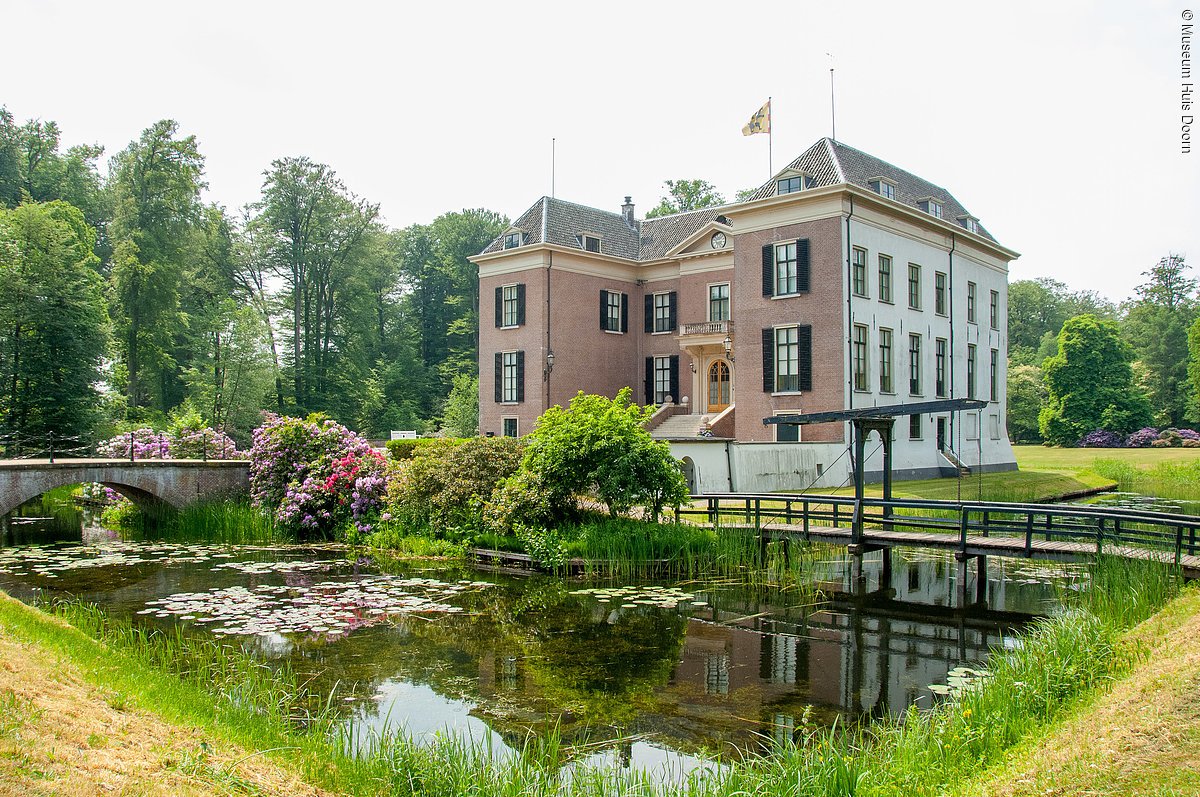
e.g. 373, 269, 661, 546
745, 138, 995, 240
479, 138, 994, 259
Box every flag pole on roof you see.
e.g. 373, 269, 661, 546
827, 53, 837, 141
742, 98, 772, 176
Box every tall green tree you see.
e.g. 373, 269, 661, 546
0, 201, 110, 448
1121, 254, 1196, 427
644, 179, 725, 219
1039, 314, 1152, 445
1007, 278, 1116, 365
1006, 364, 1047, 444
108, 120, 205, 415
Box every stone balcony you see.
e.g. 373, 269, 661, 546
679, 320, 732, 337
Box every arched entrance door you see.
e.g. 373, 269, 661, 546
707, 360, 731, 413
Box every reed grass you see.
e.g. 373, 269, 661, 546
119, 500, 290, 545
1090, 457, 1200, 502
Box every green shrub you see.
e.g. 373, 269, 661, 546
385, 437, 459, 461
385, 436, 524, 540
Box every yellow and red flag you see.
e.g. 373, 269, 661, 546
741, 100, 770, 136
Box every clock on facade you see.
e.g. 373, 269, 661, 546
710, 231, 727, 249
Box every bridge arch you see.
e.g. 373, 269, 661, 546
0, 460, 250, 518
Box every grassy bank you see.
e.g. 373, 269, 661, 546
0, 554, 1184, 797
1014, 444, 1200, 503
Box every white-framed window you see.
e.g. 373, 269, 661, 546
935, 271, 947, 316
776, 414, 801, 442
775, 241, 799, 296
909, 334, 922, 395
967, 281, 977, 324
709, 283, 730, 322
852, 247, 868, 297
921, 198, 943, 218
777, 175, 805, 195
967, 344, 977, 399
776, 326, 801, 392
653, 292, 672, 333
879, 328, 894, 393
578, 233, 601, 253
878, 255, 893, 303
503, 231, 523, 250
853, 324, 870, 391
990, 290, 1000, 330
501, 284, 521, 327
908, 263, 922, 309
990, 348, 999, 402
935, 338, 948, 398
652, 356, 673, 404
502, 417, 519, 437
601, 289, 626, 333
501, 352, 520, 403
870, 178, 897, 200
959, 215, 979, 233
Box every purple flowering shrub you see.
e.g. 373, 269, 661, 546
97, 428, 173, 459
249, 414, 387, 539
1077, 429, 1124, 448
96, 427, 243, 459
1125, 427, 1160, 448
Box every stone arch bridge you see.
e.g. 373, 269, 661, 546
0, 459, 250, 517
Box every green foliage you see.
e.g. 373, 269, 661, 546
1006, 364, 1047, 444
1122, 255, 1196, 427
384, 436, 524, 539
1189, 315, 1200, 424
494, 389, 690, 533
384, 437, 439, 460
644, 178, 726, 219
440, 373, 479, 437
1039, 314, 1152, 445
1007, 278, 1116, 360
0, 200, 110, 447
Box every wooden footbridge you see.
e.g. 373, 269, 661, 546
679, 493, 1200, 605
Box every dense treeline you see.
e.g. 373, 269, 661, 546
0, 108, 503, 450
1007, 254, 1198, 445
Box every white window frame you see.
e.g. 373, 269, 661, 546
578, 233, 602, 253
501, 351, 520, 403
777, 175, 805, 195
775, 241, 799, 296
776, 413, 801, 442
775, 325, 801, 393
604, 290, 623, 333
501, 284, 520, 328
653, 292, 672, 333
503, 231, 523, 250
502, 417, 519, 437
708, 282, 730, 322
652, 356, 672, 404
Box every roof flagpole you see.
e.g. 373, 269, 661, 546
551, 137, 556, 198
768, 96, 773, 176
826, 53, 836, 141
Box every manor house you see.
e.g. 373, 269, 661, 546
472, 138, 1018, 492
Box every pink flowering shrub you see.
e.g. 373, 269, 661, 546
96, 427, 244, 459
249, 414, 387, 539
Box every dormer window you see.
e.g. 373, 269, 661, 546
919, 198, 944, 219
577, 233, 601, 253
503, 231, 524, 250
777, 175, 806, 195
958, 215, 979, 234
869, 177, 897, 200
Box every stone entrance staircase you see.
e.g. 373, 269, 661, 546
650, 414, 712, 439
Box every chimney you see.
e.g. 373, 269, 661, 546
621, 196, 635, 226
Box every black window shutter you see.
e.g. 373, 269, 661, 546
516, 351, 525, 402
516, 284, 526, 326
644, 357, 654, 404
494, 286, 503, 328
761, 328, 775, 392
669, 355, 679, 402
762, 244, 775, 297
599, 290, 608, 330
644, 294, 654, 333
494, 353, 503, 402
798, 325, 813, 391
668, 292, 677, 331
620, 293, 628, 333
797, 239, 811, 293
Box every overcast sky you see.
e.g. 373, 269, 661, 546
7, 0, 1196, 302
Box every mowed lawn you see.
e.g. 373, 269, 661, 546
821, 446, 1200, 503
